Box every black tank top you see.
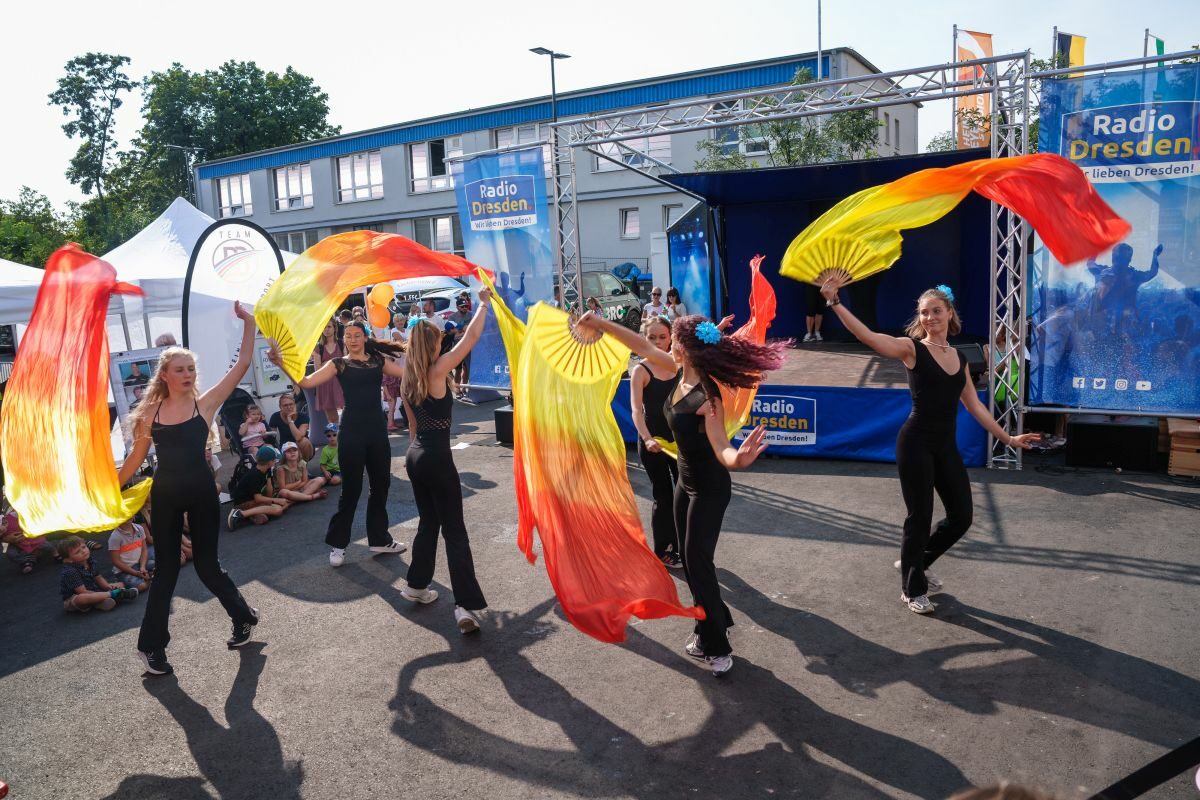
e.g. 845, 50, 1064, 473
334, 354, 386, 428
663, 372, 719, 463
905, 339, 967, 433
411, 388, 453, 446
636, 363, 675, 441
151, 402, 209, 484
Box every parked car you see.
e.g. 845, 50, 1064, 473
389, 276, 468, 315
580, 270, 642, 330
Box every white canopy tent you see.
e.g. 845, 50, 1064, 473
0, 256, 132, 351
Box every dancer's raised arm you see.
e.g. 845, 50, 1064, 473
820, 276, 916, 365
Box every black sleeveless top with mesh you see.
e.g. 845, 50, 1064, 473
411, 389, 453, 447
663, 372, 720, 464
334, 354, 386, 430
637, 362, 675, 442
904, 339, 967, 434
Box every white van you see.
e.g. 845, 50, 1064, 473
386, 276, 469, 313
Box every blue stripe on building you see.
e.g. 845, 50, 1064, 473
198, 58, 822, 180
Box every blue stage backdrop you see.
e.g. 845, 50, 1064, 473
452, 147, 555, 389
612, 381, 988, 467
662, 150, 992, 341
1030, 63, 1200, 415
666, 203, 719, 320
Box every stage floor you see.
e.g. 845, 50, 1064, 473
770, 342, 910, 389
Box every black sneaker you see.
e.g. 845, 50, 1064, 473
659, 552, 683, 570
114, 587, 140, 602
227, 508, 244, 531
227, 607, 260, 648
138, 649, 173, 676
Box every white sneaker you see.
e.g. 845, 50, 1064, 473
329, 548, 345, 568
454, 606, 481, 634
369, 540, 408, 555
401, 585, 438, 604
684, 633, 705, 659
900, 593, 936, 614
705, 655, 733, 676
802, 333, 814, 343
812, 331, 823, 342
893, 559, 944, 594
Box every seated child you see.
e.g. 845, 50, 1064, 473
274, 441, 327, 503
239, 404, 268, 452
2, 509, 53, 575
58, 536, 139, 612
320, 424, 342, 486
108, 519, 154, 592
227, 445, 290, 530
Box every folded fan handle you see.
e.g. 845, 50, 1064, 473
811, 267, 855, 288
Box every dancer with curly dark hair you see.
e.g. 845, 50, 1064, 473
577, 312, 784, 676
821, 278, 1039, 614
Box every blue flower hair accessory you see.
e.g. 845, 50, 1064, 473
935, 284, 955, 303
696, 320, 722, 345
406, 316, 421, 330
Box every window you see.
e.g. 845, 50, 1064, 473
412, 215, 464, 256
597, 273, 627, 297
272, 164, 313, 211
711, 99, 769, 156
894, 119, 901, 152
592, 118, 671, 172
619, 208, 640, 239
884, 112, 891, 145
216, 174, 252, 217
409, 137, 462, 193
495, 125, 553, 177
273, 229, 319, 253
662, 204, 684, 230
336, 151, 384, 202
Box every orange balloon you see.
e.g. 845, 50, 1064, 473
369, 283, 395, 304
368, 303, 391, 329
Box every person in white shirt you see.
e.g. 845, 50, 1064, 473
663, 287, 688, 321
643, 287, 665, 317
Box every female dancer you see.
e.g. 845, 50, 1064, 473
311, 321, 345, 424
577, 312, 780, 676
399, 288, 492, 633
118, 301, 261, 676
629, 316, 680, 568
820, 279, 1038, 614
283, 321, 408, 567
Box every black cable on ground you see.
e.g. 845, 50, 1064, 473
1088, 736, 1200, 799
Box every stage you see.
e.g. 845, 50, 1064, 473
613, 343, 991, 466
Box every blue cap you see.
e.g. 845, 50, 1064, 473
255, 445, 280, 464
324, 423, 339, 434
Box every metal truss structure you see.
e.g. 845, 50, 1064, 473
547, 47, 1199, 468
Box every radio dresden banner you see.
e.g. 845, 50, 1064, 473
452, 147, 555, 389
1029, 63, 1200, 415
955, 30, 993, 149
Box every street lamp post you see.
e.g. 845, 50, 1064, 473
529, 47, 570, 122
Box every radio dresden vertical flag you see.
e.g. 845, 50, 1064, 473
451, 147, 556, 390
956, 30, 993, 149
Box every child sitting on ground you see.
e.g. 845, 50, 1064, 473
319, 424, 342, 486
274, 441, 327, 503
108, 518, 154, 593
58, 536, 139, 612
227, 445, 290, 530
239, 404, 268, 452
2, 508, 53, 575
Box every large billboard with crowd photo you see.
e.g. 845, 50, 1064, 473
451, 146, 556, 390
1029, 63, 1200, 415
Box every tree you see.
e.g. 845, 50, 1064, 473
693, 67, 881, 171
0, 188, 76, 267
47, 53, 136, 203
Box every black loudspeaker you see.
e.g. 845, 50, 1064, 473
494, 405, 514, 445
954, 343, 987, 383
1066, 414, 1160, 470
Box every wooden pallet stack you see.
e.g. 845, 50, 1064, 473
1166, 418, 1200, 477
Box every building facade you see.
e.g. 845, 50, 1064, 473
195, 49, 919, 274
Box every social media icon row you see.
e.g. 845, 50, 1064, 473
1072, 377, 1151, 391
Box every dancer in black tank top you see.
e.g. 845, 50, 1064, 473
400, 288, 492, 634
820, 280, 1038, 614
630, 316, 681, 566
577, 310, 783, 677
117, 302, 262, 676
284, 321, 408, 568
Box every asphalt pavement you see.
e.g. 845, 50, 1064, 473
1, 400, 1197, 800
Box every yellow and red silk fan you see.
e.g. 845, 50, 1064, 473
780, 153, 1131, 287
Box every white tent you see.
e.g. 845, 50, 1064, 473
0, 256, 132, 350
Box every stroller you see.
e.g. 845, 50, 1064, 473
218, 387, 277, 495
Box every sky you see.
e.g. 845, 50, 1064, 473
2, 0, 1196, 209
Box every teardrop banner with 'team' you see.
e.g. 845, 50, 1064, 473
183, 218, 285, 394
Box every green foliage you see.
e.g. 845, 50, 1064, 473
0, 188, 76, 267
692, 66, 881, 171
925, 131, 957, 152
47, 53, 136, 201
